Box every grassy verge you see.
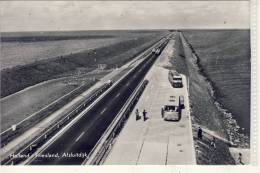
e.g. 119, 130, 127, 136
172, 32, 236, 164
1, 33, 165, 147
1, 35, 163, 98
192, 127, 235, 165
182, 30, 250, 135
1, 80, 96, 146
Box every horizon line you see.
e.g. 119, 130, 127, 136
1, 28, 250, 33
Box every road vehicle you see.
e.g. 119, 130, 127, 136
155, 48, 161, 55
162, 96, 181, 121
179, 95, 185, 109
169, 70, 183, 88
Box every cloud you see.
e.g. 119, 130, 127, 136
0, 1, 249, 32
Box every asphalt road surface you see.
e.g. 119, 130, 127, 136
29, 41, 168, 165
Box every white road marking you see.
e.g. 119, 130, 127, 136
116, 93, 121, 98
126, 82, 130, 86
101, 107, 107, 114
75, 132, 85, 142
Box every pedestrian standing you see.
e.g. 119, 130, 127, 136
161, 107, 164, 118
237, 153, 244, 165
135, 109, 140, 121
210, 137, 216, 149
143, 109, 147, 121
198, 127, 203, 140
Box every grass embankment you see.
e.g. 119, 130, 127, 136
0, 73, 106, 132
1, 80, 96, 146
1, 34, 163, 98
1, 31, 164, 70
182, 30, 250, 135
171, 32, 236, 164
0, 78, 77, 131
192, 128, 236, 165
1, 32, 165, 145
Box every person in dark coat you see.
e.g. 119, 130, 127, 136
135, 109, 140, 121
143, 109, 147, 121
198, 127, 203, 140
161, 107, 164, 118
238, 153, 244, 165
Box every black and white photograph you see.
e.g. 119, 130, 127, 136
0, 0, 258, 170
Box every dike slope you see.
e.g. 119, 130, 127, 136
171, 32, 250, 164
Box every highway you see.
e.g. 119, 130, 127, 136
28, 40, 169, 165
103, 38, 196, 165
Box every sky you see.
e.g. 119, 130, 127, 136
0, 1, 250, 32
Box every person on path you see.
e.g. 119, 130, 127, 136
161, 107, 164, 118
237, 153, 244, 165
198, 127, 203, 140
143, 109, 147, 121
210, 137, 216, 149
135, 109, 140, 121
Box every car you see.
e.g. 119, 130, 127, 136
162, 105, 180, 121
106, 79, 113, 86
172, 74, 183, 88
162, 96, 181, 121
169, 70, 183, 88
155, 49, 161, 55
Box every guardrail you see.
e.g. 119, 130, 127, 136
83, 38, 170, 165
0, 35, 166, 148
1, 82, 112, 165
83, 79, 149, 165
0, 80, 97, 147
2, 36, 168, 165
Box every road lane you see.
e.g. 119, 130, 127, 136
29, 41, 168, 165
75, 132, 85, 142
104, 38, 196, 165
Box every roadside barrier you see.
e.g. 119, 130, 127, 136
84, 37, 170, 165
0, 81, 98, 147
1, 34, 168, 149
2, 35, 168, 165
1, 82, 112, 165
83, 79, 149, 165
